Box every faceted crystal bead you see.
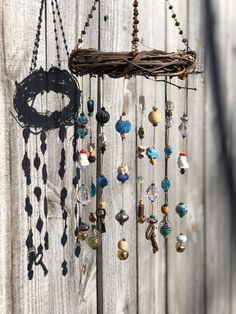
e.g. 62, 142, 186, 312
165, 100, 174, 111
77, 184, 91, 207
146, 183, 159, 203
178, 113, 188, 138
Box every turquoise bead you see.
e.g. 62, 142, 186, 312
115, 119, 131, 134
164, 145, 174, 157
159, 223, 172, 238
161, 176, 170, 192
90, 183, 96, 198
97, 175, 109, 188
87, 99, 95, 116
77, 113, 88, 125
146, 147, 160, 160
175, 202, 188, 218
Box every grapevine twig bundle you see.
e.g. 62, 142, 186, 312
68, 48, 197, 79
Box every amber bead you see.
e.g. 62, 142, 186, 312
89, 212, 97, 223
161, 204, 170, 214
98, 199, 106, 209
78, 231, 88, 241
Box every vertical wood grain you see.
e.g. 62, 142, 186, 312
136, 1, 166, 314
98, 2, 138, 314
166, 0, 205, 313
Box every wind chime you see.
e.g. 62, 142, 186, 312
13, 0, 196, 280
69, 0, 196, 260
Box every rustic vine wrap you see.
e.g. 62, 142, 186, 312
68, 48, 197, 79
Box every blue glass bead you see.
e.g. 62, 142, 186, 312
146, 147, 160, 160
77, 128, 88, 139
97, 175, 109, 188
87, 99, 95, 116
175, 202, 188, 218
164, 145, 174, 157
115, 112, 132, 135
90, 183, 96, 198
161, 176, 170, 192
117, 173, 129, 183
77, 113, 88, 125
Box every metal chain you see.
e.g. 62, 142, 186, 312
132, 0, 139, 51
165, 0, 190, 50
54, 0, 70, 58
76, 0, 99, 48
30, 0, 45, 72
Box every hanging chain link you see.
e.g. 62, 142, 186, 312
30, 0, 70, 72
30, 0, 45, 72
76, 0, 100, 48
132, 0, 139, 52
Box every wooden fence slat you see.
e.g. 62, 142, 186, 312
0, 2, 13, 313
166, 0, 206, 313
136, 1, 166, 314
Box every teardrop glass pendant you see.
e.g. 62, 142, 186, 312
77, 184, 91, 207
146, 183, 159, 203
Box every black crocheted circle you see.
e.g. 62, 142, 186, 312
13, 67, 80, 131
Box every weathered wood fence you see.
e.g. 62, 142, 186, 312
0, 0, 235, 313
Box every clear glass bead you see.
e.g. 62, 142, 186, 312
77, 184, 91, 207
178, 113, 188, 138
165, 100, 174, 111
166, 117, 173, 128
146, 183, 159, 203
87, 226, 102, 249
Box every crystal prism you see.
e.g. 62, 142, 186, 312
146, 183, 159, 203
77, 184, 91, 207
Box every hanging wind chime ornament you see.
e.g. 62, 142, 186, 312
13, 0, 80, 279
145, 80, 161, 253
115, 97, 132, 260
159, 98, 174, 240
137, 92, 147, 224
67, 0, 196, 258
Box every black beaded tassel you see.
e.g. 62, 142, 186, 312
40, 131, 49, 250
73, 113, 81, 257
23, 128, 35, 280
58, 126, 68, 276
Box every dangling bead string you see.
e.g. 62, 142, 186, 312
51, 0, 61, 67
54, 0, 70, 59
115, 78, 131, 260
23, 127, 35, 280
137, 76, 146, 224
95, 75, 109, 237
40, 94, 49, 251
165, 0, 190, 50
76, 0, 100, 48
145, 79, 162, 253
159, 81, 173, 240
30, 0, 45, 73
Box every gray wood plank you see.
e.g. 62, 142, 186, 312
205, 0, 234, 313
166, 0, 205, 313
98, 2, 138, 314
0, 1, 13, 313
136, 1, 167, 314
3, 0, 97, 313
